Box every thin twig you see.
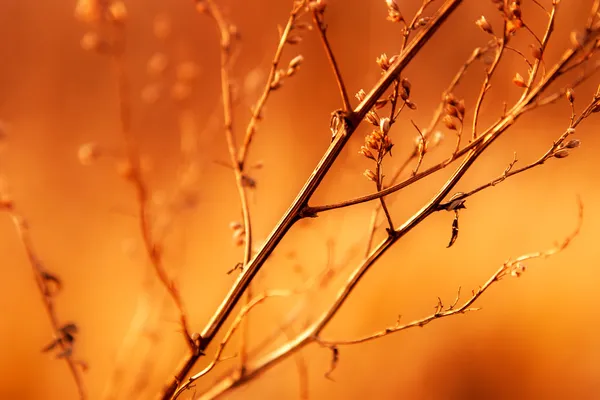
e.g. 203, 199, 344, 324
472, 24, 506, 141
319, 199, 583, 346
312, 9, 352, 113
5, 209, 87, 399
111, 23, 194, 350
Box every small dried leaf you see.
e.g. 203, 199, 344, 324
447, 212, 459, 248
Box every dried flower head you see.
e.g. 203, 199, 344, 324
442, 115, 457, 131
476, 16, 494, 35
355, 89, 367, 102
363, 169, 377, 182
376, 53, 391, 71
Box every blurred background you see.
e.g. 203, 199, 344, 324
1, 0, 599, 399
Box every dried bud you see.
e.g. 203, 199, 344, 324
366, 137, 380, 151
270, 70, 284, 90
363, 169, 377, 182
415, 17, 431, 28
365, 111, 379, 126
445, 104, 459, 118
308, 0, 327, 12
400, 77, 411, 97
229, 221, 242, 230
564, 139, 581, 149
405, 100, 417, 110
375, 99, 388, 109
355, 89, 367, 102
530, 45, 542, 60
286, 35, 303, 45
444, 93, 458, 106
476, 16, 494, 35
382, 136, 393, 152
512, 73, 528, 88
442, 115, 457, 131
509, 1, 522, 19
566, 88, 575, 103
288, 55, 304, 69
570, 30, 586, 48
385, 0, 399, 11
376, 53, 391, 71
379, 117, 391, 134
510, 263, 526, 277
553, 149, 570, 159
389, 54, 399, 65
359, 146, 376, 161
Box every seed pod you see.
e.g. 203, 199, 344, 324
444, 93, 458, 106
530, 45, 542, 60
379, 117, 391, 135
476, 16, 494, 35
512, 73, 528, 88
553, 149, 570, 159
566, 88, 575, 103
564, 139, 581, 149
443, 115, 457, 131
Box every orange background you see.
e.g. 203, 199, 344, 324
1, 1, 599, 399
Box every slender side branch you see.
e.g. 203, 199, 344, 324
111, 24, 194, 349
319, 198, 583, 346
312, 9, 352, 113
4, 207, 87, 399
237, 2, 306, 166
